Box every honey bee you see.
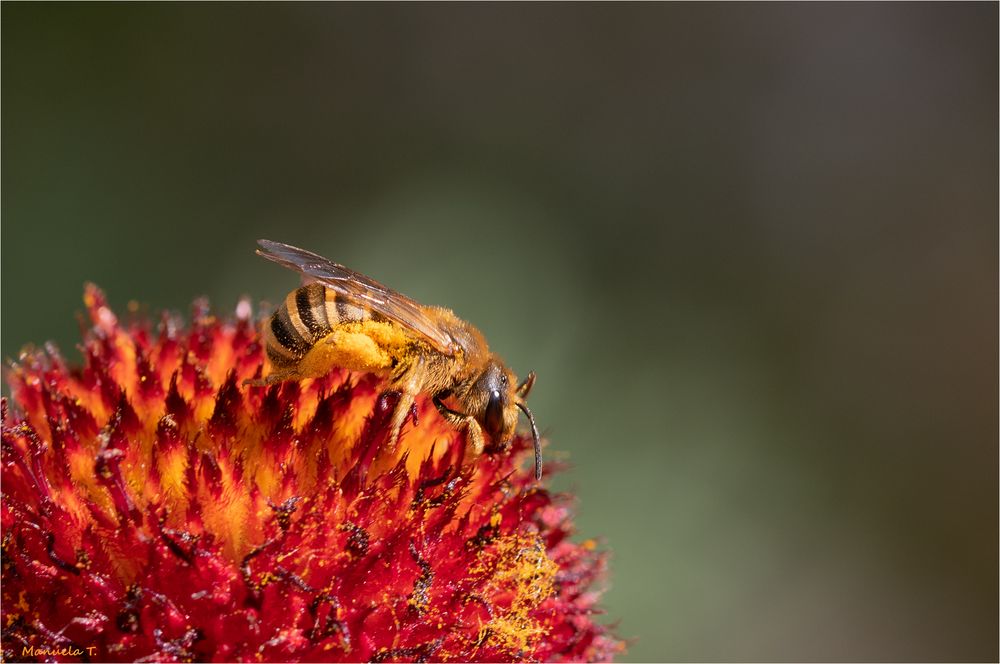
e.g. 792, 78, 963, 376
254, 240, 542, 480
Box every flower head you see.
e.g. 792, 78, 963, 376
2, 285, 622, 662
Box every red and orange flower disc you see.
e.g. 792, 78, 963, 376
1, 286, 622, 662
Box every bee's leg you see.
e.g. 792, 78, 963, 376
386, 390, 416, 452
433, 398, 486, 457
465, 418, 486, 457
385, 356, 426, 451
432, 397, 465, 426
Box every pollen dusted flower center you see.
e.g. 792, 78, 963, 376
1, 286, 622, 662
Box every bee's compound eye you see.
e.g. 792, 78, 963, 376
485, 389, 504, 440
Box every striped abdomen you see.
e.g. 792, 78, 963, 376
263, 283, 373, 369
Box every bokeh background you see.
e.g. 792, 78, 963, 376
3, 4, 997, 661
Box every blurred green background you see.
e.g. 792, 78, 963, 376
3, 4, 997, 661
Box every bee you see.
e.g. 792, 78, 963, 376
254, 240, 542, 480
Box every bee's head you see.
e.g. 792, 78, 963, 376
470, 360, 541, 480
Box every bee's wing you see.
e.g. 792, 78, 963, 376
256, 240, 458, 356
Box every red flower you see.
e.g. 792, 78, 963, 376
2, 285, 623, 662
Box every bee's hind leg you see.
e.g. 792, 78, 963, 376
433, 397, 485, 457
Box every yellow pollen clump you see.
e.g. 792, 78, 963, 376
475, 534, 557, 655
298, 321, 411, 378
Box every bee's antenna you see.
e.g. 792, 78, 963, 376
516, 401, 542, 481
516, 371, 536, 399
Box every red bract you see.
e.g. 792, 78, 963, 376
1, 286, 622, 663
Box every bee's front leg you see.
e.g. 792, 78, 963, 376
433, 397, 485, 457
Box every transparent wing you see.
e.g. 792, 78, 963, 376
256, 240, 457, 356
